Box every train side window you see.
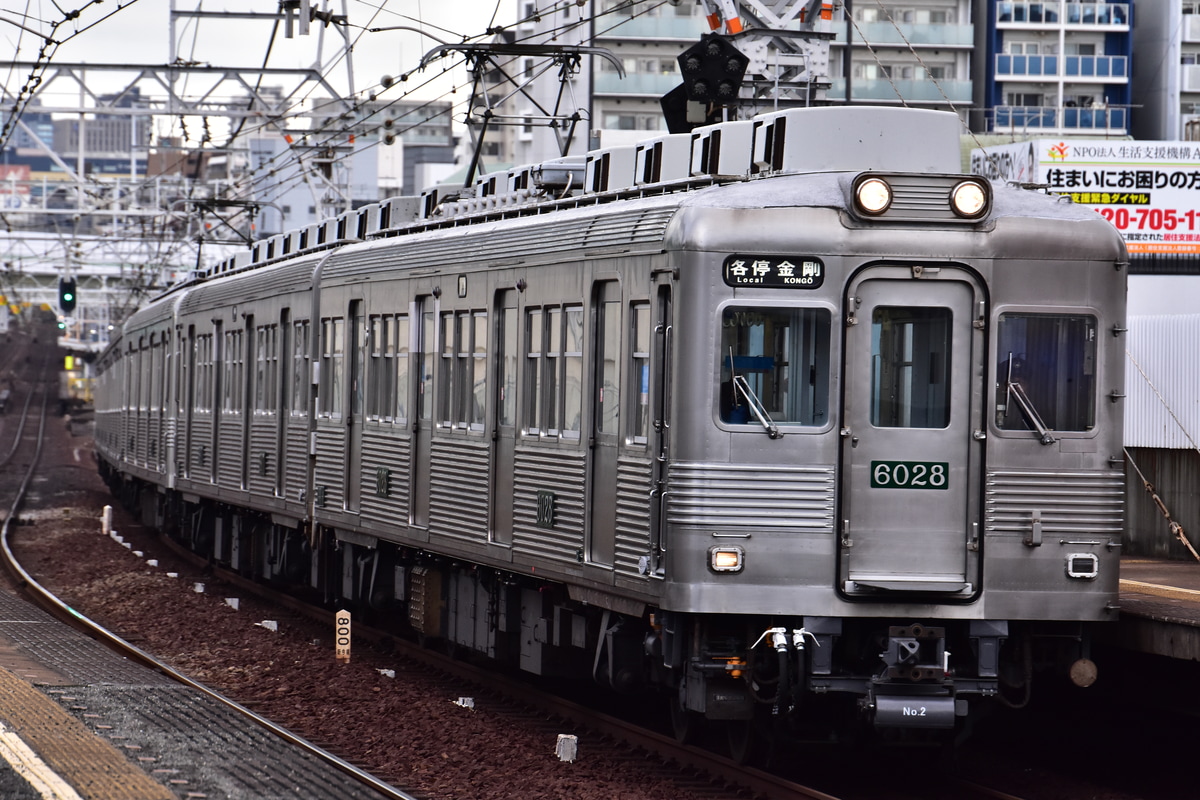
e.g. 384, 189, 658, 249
562, 306, 583, 438
395, 315, 410, 423
631, 303, 651, 443
195, 333, 214, 413
596, 298, 620, 436
254, 324, 278, 415
498, 306, 517, 428
996, 313, 1096, 433
469, 312, 488, 431
222, 328, 244, 416
719, 306, 831, 426
367, 315, 391, 420
524, 309, 544, 436
869, 306, 950, 429
437, 310, 488, 431
291, 320, 310, 416
439, 312, 455, 427
522, 305, 581, 440
319, 317, 344, 418
546, 308, 562, 434
176, 326, 190, 415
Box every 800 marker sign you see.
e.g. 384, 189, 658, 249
870, 460, 949, 490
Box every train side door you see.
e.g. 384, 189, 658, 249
840, 267, 983, 595
490, 289, 518, 546
344, 300, 363, 513
587, 281, 621, 566
275, 310, 290, 498
410, 297, 434, 532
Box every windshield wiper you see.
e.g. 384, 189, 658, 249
732, 375, 782, 439
1004, 354, 1055, 445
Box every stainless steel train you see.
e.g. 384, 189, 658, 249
93, 106, 1128, 755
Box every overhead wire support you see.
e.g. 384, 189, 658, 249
417, 42, 625, 187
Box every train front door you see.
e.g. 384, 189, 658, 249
840, 267, 983, 595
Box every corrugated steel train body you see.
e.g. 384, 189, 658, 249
92, 106, 1128, 747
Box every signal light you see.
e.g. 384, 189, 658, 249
678, 33, 749, 103
59, 277, 76, 314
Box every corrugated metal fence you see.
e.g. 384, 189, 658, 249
1124, 315, 1200, 559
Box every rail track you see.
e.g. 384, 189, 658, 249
0, 327, 419, 800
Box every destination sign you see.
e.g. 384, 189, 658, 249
723, 255, 825, 289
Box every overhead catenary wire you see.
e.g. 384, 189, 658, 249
3, 1, 683, 265
1124, 347, 1200, 561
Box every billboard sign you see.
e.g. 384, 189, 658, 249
970, 139, 1200, 255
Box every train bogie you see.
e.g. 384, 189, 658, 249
94, 105, 1126, 746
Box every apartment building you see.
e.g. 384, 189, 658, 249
1132, 1, 1200, 140
830, 0, 976, 126
988, 1, 1132, 136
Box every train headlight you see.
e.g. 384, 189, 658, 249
950, 179, 989, 219
854, 177, 892, 215
709, 546, 744, 573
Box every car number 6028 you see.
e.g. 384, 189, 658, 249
869, 460, 949, 490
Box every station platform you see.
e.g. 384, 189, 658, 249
0, 588, 397, 800
1104, 557, 1200, 661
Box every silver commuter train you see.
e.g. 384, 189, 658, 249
94, 106, 1127, 751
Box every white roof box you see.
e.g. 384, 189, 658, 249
585, 146, 637, 193
691, 120, 754, 179
752, 107, 963, 174
635, 133, 694, 186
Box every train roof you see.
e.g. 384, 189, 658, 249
190, 107, 969, 281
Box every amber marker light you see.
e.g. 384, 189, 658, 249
950, 179, 989, 219
855, 177, 892, 215
709, 546, 744, 573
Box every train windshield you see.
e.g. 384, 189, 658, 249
719, 307, 830, 426
996, 313, 1096, 433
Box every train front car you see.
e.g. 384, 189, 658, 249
658, 107, 1126, 747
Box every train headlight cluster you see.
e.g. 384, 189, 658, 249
854, 177, 893, 215
950, 179, 990, 219
851, 173, 992, 221
709, 546, 744, 573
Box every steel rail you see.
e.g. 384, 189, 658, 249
0, 385, 419, 800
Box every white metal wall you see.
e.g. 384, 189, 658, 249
1125, 314, 1200, 449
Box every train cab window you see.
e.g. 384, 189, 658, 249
996, 313, 1096, 433
719, 306, 831, 427
870, 307, 951, 429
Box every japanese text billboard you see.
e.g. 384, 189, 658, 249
970, 139, 1200, 255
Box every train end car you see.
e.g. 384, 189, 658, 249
93, 104, 1127, 757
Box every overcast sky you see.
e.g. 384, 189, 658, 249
2, 1, 518, 109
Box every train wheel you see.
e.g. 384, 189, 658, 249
669, 699, 704, 745
726, 719, 756, 764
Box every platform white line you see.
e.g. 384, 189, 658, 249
0, 722, 83, 800
1121, 578, 1200, 599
